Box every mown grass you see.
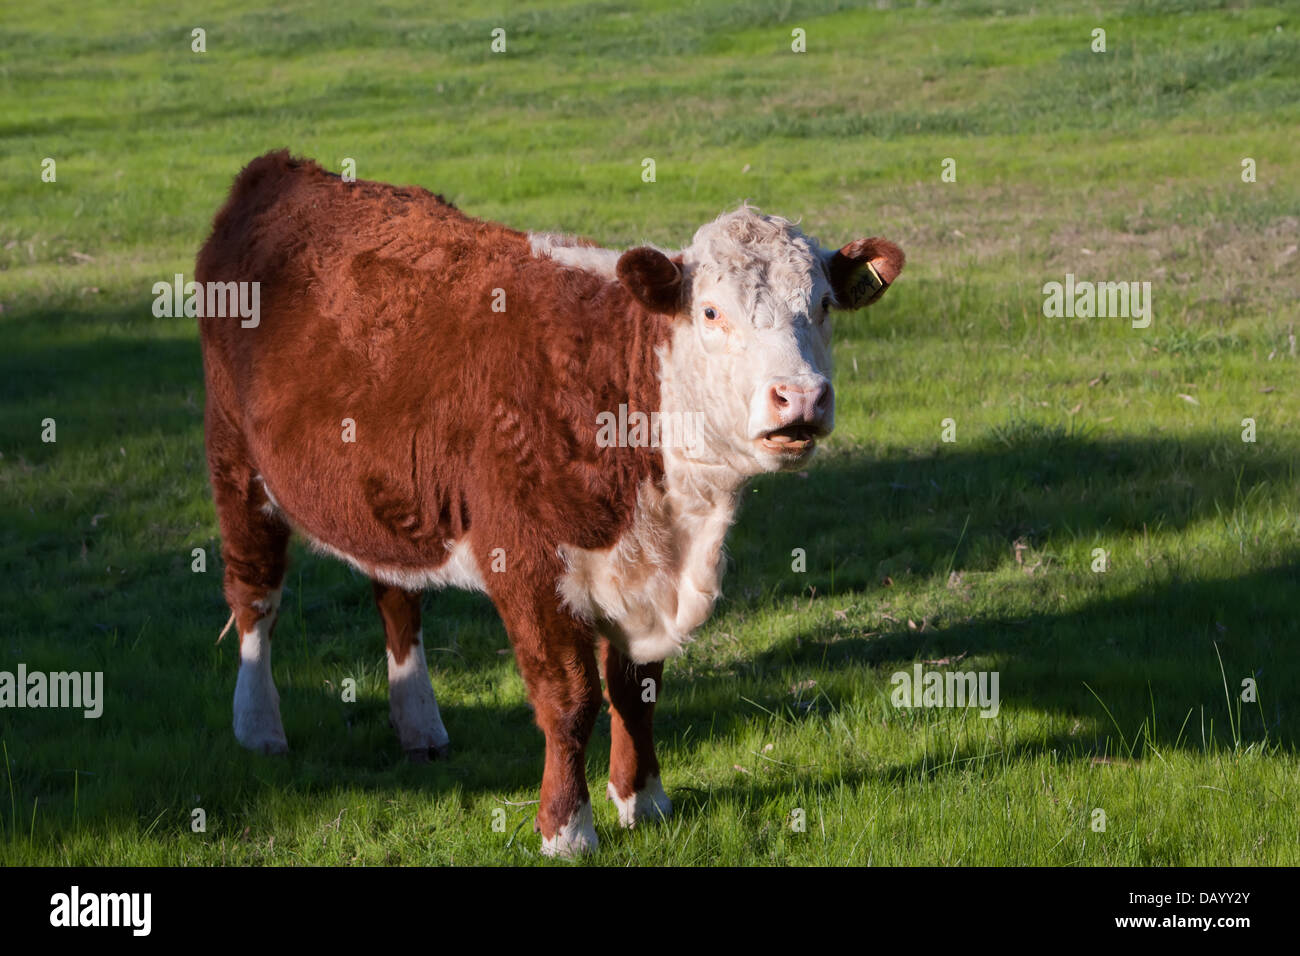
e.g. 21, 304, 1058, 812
1, 0, 1297, 865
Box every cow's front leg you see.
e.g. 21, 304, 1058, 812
502, 598, 603, 857
603, 640, 672, 828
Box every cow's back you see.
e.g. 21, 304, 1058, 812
196, 151, 665, 577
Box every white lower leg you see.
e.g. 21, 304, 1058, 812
232, 589, 288, 755
540, 801, 598, 857
388, 631, 451, 757
607, 776, 672, 828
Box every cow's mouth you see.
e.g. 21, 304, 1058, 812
758, 423, 825, 456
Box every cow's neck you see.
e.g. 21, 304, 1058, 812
556, 308, 749, 665
657, 444, 744, 626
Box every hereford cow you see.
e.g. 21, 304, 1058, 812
196, 151, 904, 856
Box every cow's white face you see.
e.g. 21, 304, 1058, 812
678, 212, 836, 474
616, 207, 905, 478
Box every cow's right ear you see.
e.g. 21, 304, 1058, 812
617, 247, 683, 315
827, 238, 905, 310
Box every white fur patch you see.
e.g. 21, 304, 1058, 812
300, 533, 488, 594
233, 588, 288, 755
607, 776, 671, 828
687, 206, 830, 328
528, 232, 622, 278
387, 630, 451, 756
255, 474, 281, 517
558, 471, 736, 664
539, 800, 598, 857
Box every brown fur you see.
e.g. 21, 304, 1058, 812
617, 247, 684, 314
197, 151, 676, 841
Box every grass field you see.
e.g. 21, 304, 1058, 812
2, 0, 1298, 865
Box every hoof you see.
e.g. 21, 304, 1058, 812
405, 743, 452, 763
236, 727, 289, 756
234, 709, 289, 756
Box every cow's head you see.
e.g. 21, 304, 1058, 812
617, 206, 904, 476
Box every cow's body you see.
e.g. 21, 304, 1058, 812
197, 151, 903, 854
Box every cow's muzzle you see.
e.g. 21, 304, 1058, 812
757, 379, 833, 457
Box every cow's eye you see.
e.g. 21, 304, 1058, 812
703, 307, 718, 321
821, 294, 832, 312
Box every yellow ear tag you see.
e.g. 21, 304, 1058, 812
846, 261, 885, 308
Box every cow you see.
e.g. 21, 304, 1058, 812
196, 150, 904, 856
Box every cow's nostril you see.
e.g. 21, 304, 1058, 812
770, 386, 790, 408
814, 384, 831, 411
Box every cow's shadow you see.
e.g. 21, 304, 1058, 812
679, 436, 1298, 750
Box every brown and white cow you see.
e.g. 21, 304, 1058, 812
196, 150, 903, 855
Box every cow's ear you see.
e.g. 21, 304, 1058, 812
617, 247, 683, 315
827, 238, 905, 309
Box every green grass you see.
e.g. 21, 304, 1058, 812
1, 0, 1298, 865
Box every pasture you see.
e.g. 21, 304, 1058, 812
1, 0, 1298, 864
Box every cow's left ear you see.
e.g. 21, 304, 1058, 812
826, 238, 905, 310
617, 247, 683, 315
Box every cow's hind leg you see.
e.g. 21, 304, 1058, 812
603, 641, 672, 827
372, 581, 451, 761
208, 416, 291, 755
